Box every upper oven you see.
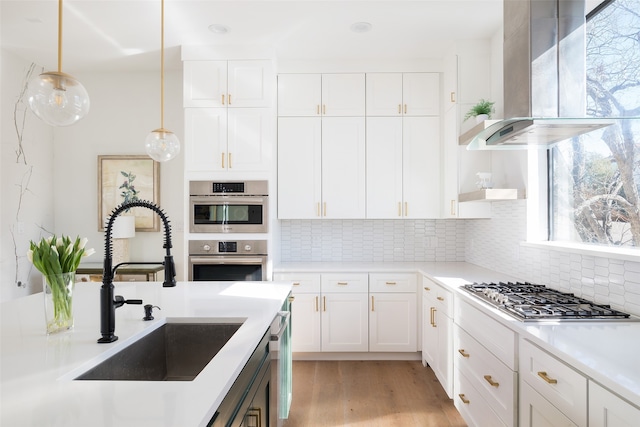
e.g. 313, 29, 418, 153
189, 180, 268, 233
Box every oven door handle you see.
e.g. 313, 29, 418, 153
190, 196, 267, 204
189, 256, 267, 264
270, 311, 290, 341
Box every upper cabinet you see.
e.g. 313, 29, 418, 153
277, 73, 365, 117
366, 73, 440, 116
184, 60, 273, 108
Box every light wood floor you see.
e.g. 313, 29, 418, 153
282, 360, 467, 427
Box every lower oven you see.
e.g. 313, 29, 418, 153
188, 240, 267, 281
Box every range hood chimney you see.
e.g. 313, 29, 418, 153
467, 0, 612, 150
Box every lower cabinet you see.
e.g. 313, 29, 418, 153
589, 381, 640, 427
519, 338, 587, 427
421, 276, 453, 397
274, 272, 417, 353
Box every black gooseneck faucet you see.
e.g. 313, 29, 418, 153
98, 200, 176, 344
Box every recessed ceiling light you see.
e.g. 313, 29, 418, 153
350, 22, 372, 33
208, 24, 229, 34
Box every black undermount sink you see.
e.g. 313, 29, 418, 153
75, 321, 244, 381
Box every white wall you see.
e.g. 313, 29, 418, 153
1, 50, 54, 301
0, 50, 185, 302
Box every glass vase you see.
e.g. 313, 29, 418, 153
43, 272, 76, 334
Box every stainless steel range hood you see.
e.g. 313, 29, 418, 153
466, 0, 613, 150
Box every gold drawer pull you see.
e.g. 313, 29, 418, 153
288, 296, 295, 302
430, 307, 437, 327
437, 296, 445, 301
337, 282, 348, 286
398, 104, 402, 114
458, 394, 470, 404
315, 296, 319, 312
385, 281, 397, 285
458, 349, 470, 358
371, 296, 375, 311
424, 287, 431, 291
537, 371, 558, 384
228, 94, 232, 105
221, 94, 225, 105
484, 375, 499, 387
323, 296, 326, 311
292, 282, 301, 286
450, 91, 456, 103
228, 152, 232, 168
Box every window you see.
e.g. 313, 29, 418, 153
550, 0, 640, 247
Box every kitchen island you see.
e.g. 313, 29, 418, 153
0, 280, 292, 427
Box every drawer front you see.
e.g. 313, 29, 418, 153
423, 276, 453, 316
369, 273, 416, 293
321, 273, 368, 293
520, 380, 578, 427
455, 325, 516, 426
274, 273, 321, 293
455, 298, 516, 369
455, 369, 508, 427
519, 339, 587, 426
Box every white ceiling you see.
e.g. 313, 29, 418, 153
1, 0, 506, 72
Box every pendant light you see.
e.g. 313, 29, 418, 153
27, 0, 90, 127
145, 0, 180, 162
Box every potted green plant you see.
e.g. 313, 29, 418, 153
463, 99, 495, 122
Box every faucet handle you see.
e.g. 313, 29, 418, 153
113, 295, 143, 308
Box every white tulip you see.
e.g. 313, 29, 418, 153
27, 249, 33, 263
83, 248, 96, 258
79, 237, 89, 250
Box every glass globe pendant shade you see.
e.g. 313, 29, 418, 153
145, 128, 180, 162
27, 71, 90, 126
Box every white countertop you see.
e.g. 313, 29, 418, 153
277, 261, 640, 407
1, 281, 292, 427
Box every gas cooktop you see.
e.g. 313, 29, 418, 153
461, 281, 635, 321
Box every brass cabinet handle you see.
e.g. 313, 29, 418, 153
450, 92, 456, 103
398, 104, 402, 114
430, 307, 437, 327
337, 282, 348, 286
537, 371, 558, 384
437, 296, 445, 301
385, 281, 397, 285
316, 105, 320, 115
398, 202, 402, 217
322, 104, 326, 115
221, 153, 225, 168
371, 296, 375, 311
316, 202, 321, 217
458, 394, 470, 404
424, 287, 431, 291
228, 94, 232, 105
315, 296, 319, 312
404, 202, 408, 216
228, 153, 232, 168
221, 94, 225, 105
484, 375, 500, 387
323, 296, 326, 311
293, 282, 301, 286
288, 296, 295, 302
458, 349, 470, 358
450, 199, 456, 216
404, 104, 407, 114
323, 202, 327, 217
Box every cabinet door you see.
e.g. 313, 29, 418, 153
184, 108, 227, 172
277, 74, 321, 116
227, 60, 272, 108
321, 74, 365, 116
443, 54, 458, 113
321, 293, 368, 352
290, 293, 321, 352
589, 381, 640, 427
402, 117, 440, 218
183, 60, 227, 107
321, 118, 366, 218
369, 293, 417, 352
227, 108, 271, 171
422, 290, 437, 367
403, 73, 439, 116
277, 117, 322, 219
435, 313, 453, 397
366, 73, 403, 116
520, 381, 578, 427
366, 117, 403, 218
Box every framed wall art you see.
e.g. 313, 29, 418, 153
98, 155, 160, 231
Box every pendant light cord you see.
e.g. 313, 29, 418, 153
57, 0, 63, 73
160, 0, 165, 129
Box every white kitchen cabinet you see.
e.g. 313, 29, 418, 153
369, 273, 417, 352
184, 60, 272, 108
456, 369, 509, 427
366, 117, 440, 219
366, 73, 440, 116
277, 117, 365, 219
440, 51, 492, 219
520, 381, 578, 427
519, 339, 587, 427
454, 297, 517, 426
277, 73, 365, 117
422, 276, 453, 397
184, 108, 272, 172
274, 273, 322, 353
320, 273, 369, 352
589, 381, 640, 427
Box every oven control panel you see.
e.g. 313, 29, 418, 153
189, 240, 267, 256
